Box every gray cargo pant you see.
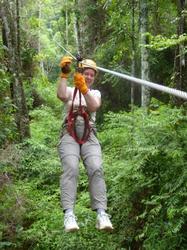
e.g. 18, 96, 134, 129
58, 122, 107, 211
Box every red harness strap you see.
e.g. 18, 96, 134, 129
66, 87, 91, 144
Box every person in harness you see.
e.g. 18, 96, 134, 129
57, 56, 113, 232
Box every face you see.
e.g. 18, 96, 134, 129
83, 68, 96, 88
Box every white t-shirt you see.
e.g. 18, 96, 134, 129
64, 87, 101, 122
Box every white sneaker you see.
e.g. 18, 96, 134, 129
64, 212, 79, 232
96, 212, 114, 231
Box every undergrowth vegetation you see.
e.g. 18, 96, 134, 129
0, 98, 187, 249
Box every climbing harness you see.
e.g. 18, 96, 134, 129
66, 55, 91, 144
54, 41, 187, 101
66, 88, 91, 144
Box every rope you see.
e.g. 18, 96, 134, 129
55, 44, 187, 101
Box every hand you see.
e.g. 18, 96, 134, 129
59, 56, 73, 78
74, 72, 88, 95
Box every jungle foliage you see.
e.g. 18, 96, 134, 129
1, 96, 187, 249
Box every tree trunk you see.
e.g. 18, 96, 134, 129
73, 0, 83, 55
77, 0, 106, 56
173, 0, 187, 104
140, 0, 150, 107
65, 0, 69, 47
0, 0, 30, 141
152, 0, 161, 35
38, 1, 45, 74
16, 0, 21, 63
131, 0, 136, 108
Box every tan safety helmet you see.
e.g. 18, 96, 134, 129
81, 59, 98, 74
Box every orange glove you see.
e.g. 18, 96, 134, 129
59, 56, 72, 78
74, 72, 89, 95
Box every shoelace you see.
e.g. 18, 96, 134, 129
99, 213, 111, 222
64, 214, 77, 224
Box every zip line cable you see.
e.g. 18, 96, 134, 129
54, 39, 76, 60
96, 66, 187, 101
55, 42, 187, 101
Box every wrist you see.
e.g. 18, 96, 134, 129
82, 87, 89, 95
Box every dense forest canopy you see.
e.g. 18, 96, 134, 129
0, 0, 187, 249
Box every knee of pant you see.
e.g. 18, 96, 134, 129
85, 157, 103, 177
62, 156, 79, 177
88, 166, 103, 179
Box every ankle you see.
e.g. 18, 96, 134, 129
97, 208, 105, 214
65, 208, 74, 215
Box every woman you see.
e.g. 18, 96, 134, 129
57, 56, 113, 232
